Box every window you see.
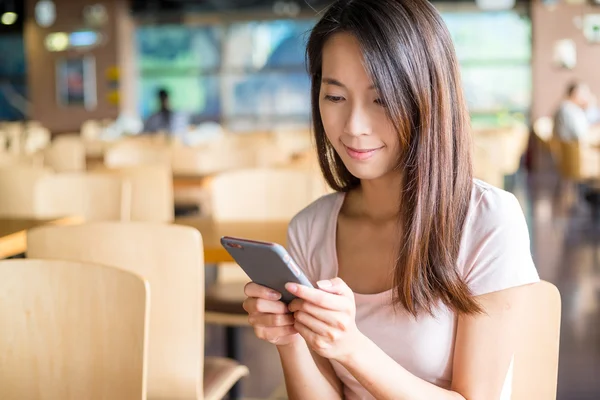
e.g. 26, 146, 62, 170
136, 10, 532, 131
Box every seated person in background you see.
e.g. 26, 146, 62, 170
143, 88, 189, 136
553, 81, 600, 142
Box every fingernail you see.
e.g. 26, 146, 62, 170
286, 283, 298, 293
268, 290, 281, 300
317, 280, 332, 288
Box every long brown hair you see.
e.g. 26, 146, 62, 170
306, 0, 481, 316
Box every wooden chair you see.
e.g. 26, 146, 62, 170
33, 172, 132, 221
99, 164, 174, 222
0, 166, 52, 217
0, 259, 150, 400
105, 141, 171, 168
205, 168, 330, 363
210, 168, 328, 221
511, 280, 561, 399
27, 222, 249, 400
44, 135, 86, 172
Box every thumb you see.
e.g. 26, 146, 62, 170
316, 277, 353, 297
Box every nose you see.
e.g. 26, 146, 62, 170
343, 104, 372, 137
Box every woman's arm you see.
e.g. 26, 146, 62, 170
287, 279, 526, 400
277, 337, 343, 400
339, 286, 525, 400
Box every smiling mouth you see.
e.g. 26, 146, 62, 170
343, 144, 384, 161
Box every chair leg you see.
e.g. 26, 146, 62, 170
225, 326, 241, 399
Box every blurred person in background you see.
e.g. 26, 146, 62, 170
143, 88, 189, 136
553, 81, 600, 142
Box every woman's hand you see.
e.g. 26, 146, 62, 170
287, 278, 364, 362
243, 282, 300, 346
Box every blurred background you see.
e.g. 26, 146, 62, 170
0, 0, 599, 399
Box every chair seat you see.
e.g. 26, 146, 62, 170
204, 356, 249, 400
205, 281, 248, 315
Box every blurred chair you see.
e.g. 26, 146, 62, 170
0, 166, 52, 217
23, 126, 51, 154
105, 141, 170, 168
0, 152, 44, 167
44, 135, 86, 172
0, 259, 150, 400
473, 141, 505, 189
210, 168, 328, 221
512, 280, 561, 400
205, 168, 330, 363
27, 223, 249, 400
101, 164, 174, 222
33, 173, 131, 221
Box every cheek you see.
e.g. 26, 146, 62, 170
319, 104, 343, 142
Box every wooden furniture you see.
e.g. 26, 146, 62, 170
210, 168, 328, 221
175, 217, 289, 264
33, 173, 131, 221
0, 216, 81, 259
0, 166, 51, 217
0, 259, 150, 400
512, 280, 561, 400
44, 135, 86, 172
105, 142, 170, 168
27, 222, 249, 400
100, 165, 174, 222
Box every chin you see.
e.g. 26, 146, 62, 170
344, 164, 388, 181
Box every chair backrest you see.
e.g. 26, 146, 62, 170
44, 135, 86, 172
23, 126, 51, 154
99, 164, 174, 222
0, 259, 150, 400
210, 167, 327, 221
556, 141, 600, 181
0, 166, 52, 217
33, 172, 131, 221
512, 280, 561, 400
27, 223, 204, 399
105, 141, 171, 168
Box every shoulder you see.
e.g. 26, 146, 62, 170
288, 192, 344, 233
460, 180, 539, 296
468, 179, 523, 222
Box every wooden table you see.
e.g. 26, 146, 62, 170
175, 217, 289, 264
0, 216, 82, 259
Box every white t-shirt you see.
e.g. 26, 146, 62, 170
286, 179, 540, 399
553, 100, 589, 141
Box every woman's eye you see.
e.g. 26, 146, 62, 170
374, 98, 387, 107
324, 95, 345, 103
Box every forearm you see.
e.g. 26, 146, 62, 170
277, 337, 343, 400
338, 334, 465, 400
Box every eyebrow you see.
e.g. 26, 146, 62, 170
322, 77, 376, 90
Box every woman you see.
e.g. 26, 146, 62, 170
243, 0, 539, 398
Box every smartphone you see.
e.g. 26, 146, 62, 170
220, 236, 314, 303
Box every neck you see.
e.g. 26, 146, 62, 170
354, 171, 403, 222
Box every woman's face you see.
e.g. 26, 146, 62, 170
319, 32, 400, 181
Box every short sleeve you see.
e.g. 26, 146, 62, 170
462, 188, 540, 297
286, 213, 322, 284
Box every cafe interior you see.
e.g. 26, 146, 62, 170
1, 0, 600, 398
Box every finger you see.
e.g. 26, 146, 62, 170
289, 300, 350, 330
294, 311, 340, 342
248, 313, 295, 327
243, 297, 289, 314
244, 282, 281, 300
294, 320, 332, 351
255, 325, 298, 344
316, 277, 353, 297
285, 282, 347, 311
